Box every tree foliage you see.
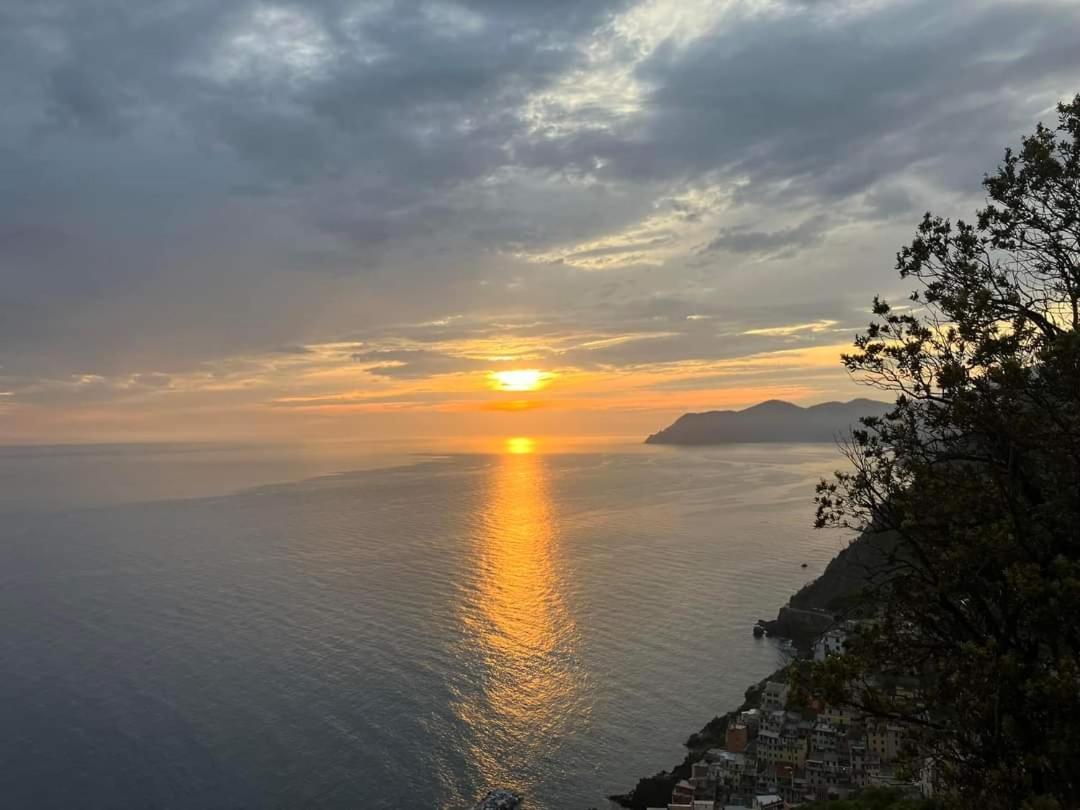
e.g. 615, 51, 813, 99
799, 786, 941, 810
799, 96, 1080, 809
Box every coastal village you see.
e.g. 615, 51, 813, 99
638, 625, 933, 810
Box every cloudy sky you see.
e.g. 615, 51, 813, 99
2, 0, 1078, 442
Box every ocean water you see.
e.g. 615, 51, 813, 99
0, 440, 851, 809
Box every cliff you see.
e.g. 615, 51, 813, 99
788, 529, 899, 614
760, 528, 899, 645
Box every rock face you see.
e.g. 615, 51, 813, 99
644, 398, 890, 445
473, 789, 522, 810
762, 528, 902, 645
760, 605, 836, 645
788, 529, 900, 614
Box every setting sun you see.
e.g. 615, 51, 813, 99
488, 369, 551, 392
504, 436, 537, 454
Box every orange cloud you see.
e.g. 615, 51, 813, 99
479, 400, 548, 412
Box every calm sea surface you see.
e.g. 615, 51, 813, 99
0, 440, 851, 809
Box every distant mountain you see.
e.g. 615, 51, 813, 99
644, 398, 891, 445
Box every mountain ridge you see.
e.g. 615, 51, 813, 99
645, 397, 891, 445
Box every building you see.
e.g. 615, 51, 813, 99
811, 722, 839, 752
709, 750, 748, 787
866, 721, 904, 763
805, 751, 848, 791
848, 741, 868, 785
756, 727, 807, 767
819, 703, 858, 730
690, 759, 711, 789
919, 756, 937, 798
814, 628, 848, 662
753, 795, 784, 810
762, 710, 786, 733
761, 681, 789, 712
671, 778, 695, 807
756, 728, 781, 764
739, 708, 762, 733
726, 723, 749, 753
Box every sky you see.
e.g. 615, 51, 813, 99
2, 0, 1079, 442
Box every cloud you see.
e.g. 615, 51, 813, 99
350, 349, 492, 379
742, 320, 840, 337
703, 215, 831, 258
1, 0, 1078, 438
620, 0, 1080, 198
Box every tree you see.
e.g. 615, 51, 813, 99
799, 786, 940, 810
798, 96, 1080, 809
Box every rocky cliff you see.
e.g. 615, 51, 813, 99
759, 528, 899, 645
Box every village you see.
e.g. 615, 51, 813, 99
648, 626, 934, 810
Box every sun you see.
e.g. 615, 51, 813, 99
488, 369, 551, 392
504, 437, 536, 454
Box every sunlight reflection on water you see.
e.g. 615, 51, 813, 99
0, 442, 849, 808
454, 445, 587, 798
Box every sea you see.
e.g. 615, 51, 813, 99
0, 439, 853, 809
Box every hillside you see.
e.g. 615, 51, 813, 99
760, 527, 901, 645
644, 399, 891, 445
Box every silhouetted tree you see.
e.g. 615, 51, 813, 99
800, 786, 940, 810
799, 96, 1080, 810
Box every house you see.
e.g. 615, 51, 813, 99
756, 729, 781, 763
691, 759, 711, 790
726, 723, 749, 753
814, 628, 848, 662
919, 756, 937, 798
756, 726, 807, 768
811, 722, 839, 752
708, 750, 748, 787
761, 681, 789, 711
848, 741, 868, 784
819, 703, 858, 729
739, 709, 762, 733
792, 718, 816, 750
866, 721, 904, 763
671, 778, 695, 807
762, 710, 786, 733
805, 751, 848, 791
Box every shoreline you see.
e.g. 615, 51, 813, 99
609, 527, 884, 808
608, 666, 791, 808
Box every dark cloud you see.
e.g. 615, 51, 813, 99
643, 0, 1080, 198
862, 184, 915, 220
514, 0, 1079, 205
703, 215, 831, 258
0, 0, 1077, 409
271, 344, 316, 355
351, 349, 494, 379
131, 373, 173, 388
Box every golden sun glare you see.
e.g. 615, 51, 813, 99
488, 369, 551, 392
504, 436, 536, 454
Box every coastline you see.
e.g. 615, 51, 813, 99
608, 667, 790, 809
610, 526, 886, 808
